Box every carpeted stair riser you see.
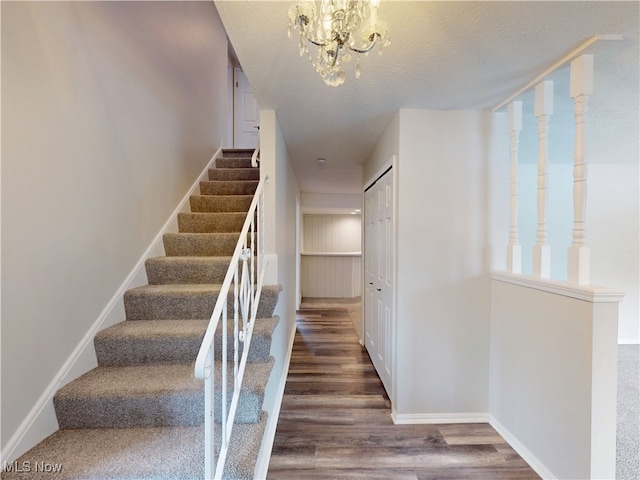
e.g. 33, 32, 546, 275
94, 316, 279, 366
189, 194, 254, 213
145, 256, 232, 284
200, 180, 258, 196
222, 148, 254, 158
163, 232, 242, 256
215, 157, 253, 169
54, 359, 272, 429
177, 212, 247, 233
124, 284, 281, 320
209, 167, 260, 181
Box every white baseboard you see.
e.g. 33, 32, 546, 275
618, 337, 640, 345
391, 411, 489, 424
489, 414, 556, 480
254, 322, 297, 480
1, 149, 222, 464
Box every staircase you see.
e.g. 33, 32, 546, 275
2, 149, 280, 480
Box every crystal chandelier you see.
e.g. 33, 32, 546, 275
288, 0, 390, 87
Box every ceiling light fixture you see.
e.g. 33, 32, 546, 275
288, 0, 390, 87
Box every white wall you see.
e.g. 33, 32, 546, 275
301, 192, 361, 214
256, 110, 300, 474
363, 109, 506, 418
1, 0, 228, 454
363, 112, 399, 185
490, 278, 620, 479
589, 164, 639, 342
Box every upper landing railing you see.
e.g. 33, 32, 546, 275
493, 35, 622, 286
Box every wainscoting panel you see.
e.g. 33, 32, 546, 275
303, 215, 361, 253
301, 254, 362, 298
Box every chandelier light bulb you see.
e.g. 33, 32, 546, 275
288, 0, 389, 87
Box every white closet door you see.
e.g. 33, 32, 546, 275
364, 167, 393, 395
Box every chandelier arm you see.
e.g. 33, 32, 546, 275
347, 33, 381, 54
296, 17, 335, 48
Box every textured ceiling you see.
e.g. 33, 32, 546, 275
215, 1, 639, 194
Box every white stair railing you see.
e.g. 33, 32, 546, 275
251, 127, 260, 168
194, 171, 269, 480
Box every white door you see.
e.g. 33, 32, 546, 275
364, 167, 394, 395
233, 68, 259, 149
364, 186, 377, 356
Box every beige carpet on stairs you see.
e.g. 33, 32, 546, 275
2, 150, 280, 480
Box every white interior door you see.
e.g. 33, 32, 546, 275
364, 187, 377, 356
364, 167, 394, 395
233, 68, 259, 149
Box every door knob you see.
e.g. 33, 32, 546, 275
376, 288, 381, 292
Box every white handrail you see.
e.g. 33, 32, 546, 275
251, 130, 260, 168
194, 173, 269, 480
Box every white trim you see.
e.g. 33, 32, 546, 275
492, 34, 623, 112
1, 148, 223, 464
618, 338, 640, 345
364, 157, 393, 191
492, 271, 625, 303
391, 411, 489, 425
254, 322, 297, 480
489, 414, 557, 480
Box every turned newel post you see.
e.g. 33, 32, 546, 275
507, 101, 522, 274
533, 81, 553, 278
568, 55, 593, 285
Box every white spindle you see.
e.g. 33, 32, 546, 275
507, 101, 522, 274
533, 81, 553, 278
567, 55, 593, 285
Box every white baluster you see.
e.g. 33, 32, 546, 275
568, 55, 593, 285
506, 101, 522, 274
533, 81, 553, 278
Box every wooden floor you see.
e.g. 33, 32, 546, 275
267, 305, 541, 480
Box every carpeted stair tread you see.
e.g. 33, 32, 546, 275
163, 232, 240, 256
214, 357, 274, 424
223, 411, 268, 480
54, 360, 272, 428
53, 364, 204, 429
200, 180, 258, 196
0, 416, 267, 480
95, 316, 279, 366
0, 425, 206, 480
94, 319, 207, 366
209, 167, 259, 181
145, 256, 232, 284
124, 284, 281, 320
177, 212, 246, 233
190, 194, 254, 213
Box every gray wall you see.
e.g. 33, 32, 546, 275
2, 1, 229, 453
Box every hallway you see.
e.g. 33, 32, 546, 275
267, 302, 540, 479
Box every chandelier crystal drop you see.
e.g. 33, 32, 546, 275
288, 0, 390, 87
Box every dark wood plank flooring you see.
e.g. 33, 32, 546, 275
267, 306, 541, 479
